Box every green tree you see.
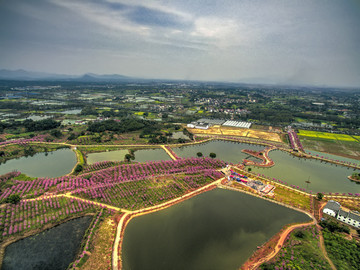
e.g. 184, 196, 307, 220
74, 164, 83, 174
209, 152, 216, 158
24, 146, 36, 157
50, 129, 62, 138
5, 194, 21, 204
67, 133, 77, 141
125, 154, 132, 162
197, 152, 203, 157
317, 192, 324, 201
247, 167, 252, 172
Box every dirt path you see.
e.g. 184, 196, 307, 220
317, 202, 337, 270
112, 213, 129, 270
160, 145, 177, 160
318, 227, 337, 270
248, 220, 316, 270
247, 201, 336, 270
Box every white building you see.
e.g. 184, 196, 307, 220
323, 200, 341, 217
337, 209, 360, 229
195, 122, 210, 129
323, 200, 360, 229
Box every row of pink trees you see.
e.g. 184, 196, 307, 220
0, 135, 47, 146
0, 196, 104, 238
72, 168, 223, 210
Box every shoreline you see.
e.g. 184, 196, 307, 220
348, 175, 360, 182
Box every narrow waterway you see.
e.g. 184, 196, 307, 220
251, 150, 360, 194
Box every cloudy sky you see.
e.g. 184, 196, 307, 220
1, 0, 360, 87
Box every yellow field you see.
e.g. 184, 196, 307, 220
189, 125, 282, 142
298, 130, 358, 142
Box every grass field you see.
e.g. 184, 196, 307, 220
297, 130, 358, 142
323, 230, 360, 270
299, 136, 360, 160
273, 185, 311, 211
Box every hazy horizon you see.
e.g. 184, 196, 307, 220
1, 0, 360, 87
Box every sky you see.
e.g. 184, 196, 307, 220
1, 0, 360, 87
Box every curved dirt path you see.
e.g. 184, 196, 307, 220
318, 228, 336, 270
248, 201, 336, 270
248, 219, 316, 270
317, 202, 337, 270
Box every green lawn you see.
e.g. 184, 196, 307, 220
323, 230, 360, 270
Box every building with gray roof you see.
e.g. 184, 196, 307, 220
323, 200, 360, 228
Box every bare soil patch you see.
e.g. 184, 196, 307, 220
189, 125, 282, 142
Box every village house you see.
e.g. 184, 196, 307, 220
323, 200, 360, 229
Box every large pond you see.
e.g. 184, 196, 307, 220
87, 149, 129, 164
122, 189, 310, 270
251, 150, 360, 194
2, 216, 92, 270
173, 140, 265, 164
0, 148, 77, 178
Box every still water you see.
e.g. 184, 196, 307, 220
252, 150, 360, 194
0, 148, 77, 178
2, 216, 92, 270
173, 140, 265, 164
134, 148, 172, 163
86, 149, 129, 164
122, 189, 309, 270
86, 148, 171, 164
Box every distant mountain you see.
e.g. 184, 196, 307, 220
79, 73, 131, 82
0, 69, 132, 81
0, 69, 74, 80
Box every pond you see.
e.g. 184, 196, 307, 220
251, 150, 360, 194
26, 115, 51, 121
171, 132, 190, 140
134, 148, 172, 163
0, 148, 77, 178
60, 109, 82, 115
86, 149, 129, 164
173, 140, 265, 164
86, 148, 171, 164
2, 216, 92, 270
122, 189, 310, 270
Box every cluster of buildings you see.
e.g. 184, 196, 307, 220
187, 118, 252, 130
323, 200, 360, 229
229, 171, 275, 195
